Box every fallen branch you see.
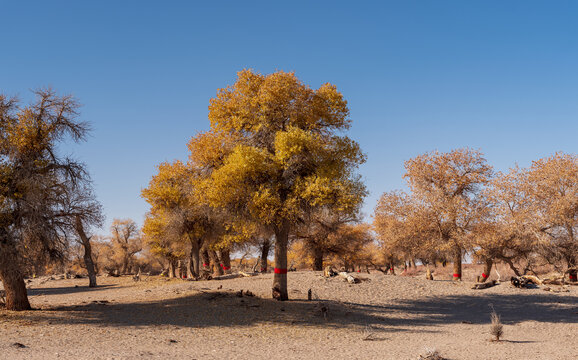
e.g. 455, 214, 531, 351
472, 280, 497, 290
238, 271, 259, 277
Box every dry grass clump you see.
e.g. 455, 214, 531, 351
417, 347, 447, 360
490, 307, 504, 341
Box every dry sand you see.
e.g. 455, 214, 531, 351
1, 271, 577, 360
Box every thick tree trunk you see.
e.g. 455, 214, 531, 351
0, 243, 31, 311
210, 251, 223, 276
479, 258, 493, 283
260, 239, 271, 272
189, 238, 200, 279
272, 220, 290, 300
219, 249, 231, 274
452, 246, 462, 281
168, 259, 177, 278
0, 271, 31, 311
313, 246, 324, 271
200, 247, 211, 273
568, 269, 577, 282
75, 216, 97, 287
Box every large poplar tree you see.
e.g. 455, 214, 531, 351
202, 70, 365, 299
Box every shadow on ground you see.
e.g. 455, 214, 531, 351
27, 284, 119, 296
15, 287, 578, 332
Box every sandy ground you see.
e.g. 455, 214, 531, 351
1, 270, 577, 360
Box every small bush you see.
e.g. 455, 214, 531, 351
490, 308, 504, 341
418, 347, 447, 360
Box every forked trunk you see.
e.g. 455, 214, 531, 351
313, 246, 324, 271
479, 258, 493, 283
272, 220, 290, 301
260, 239, 271, 272
210, 251, 223, 276
452, 246, 462, 281
75, 216, 97, 287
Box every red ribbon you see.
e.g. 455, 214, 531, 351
274, 268, 288, 274
203, 263, 209, 267
482, 273, 488, 278
453, 273, 461, 278
222, 266, 231, 271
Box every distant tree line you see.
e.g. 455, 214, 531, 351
373, 148, 578, 282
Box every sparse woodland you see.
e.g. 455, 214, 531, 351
1, 71, 577, 311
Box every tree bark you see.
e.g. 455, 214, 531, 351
452, 246, 462, 281
189, 238, 200, 279
219, 248, 231, 274
260, 239, 271, 272
75, 216, 97, 287
168, 259, 177, 278
0, 243, 31, 311
272, 220, 290, 300
200, 247, 211, 273
313, 246, 324, 271
210, 250, 223, 276
479, 258, 493, 283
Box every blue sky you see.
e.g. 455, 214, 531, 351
2, 1, 578, 233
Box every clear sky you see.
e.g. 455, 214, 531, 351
2, 1, 578, 233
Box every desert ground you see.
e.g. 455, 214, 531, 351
1, 268, 577, 360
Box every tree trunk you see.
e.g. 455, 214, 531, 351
504, 257, 522, 276
0, 271, 31, 311
201, 247, 211, 273
452, 246, 462, 281
312, 246, 324, 271
219, 249, 231, 274
189, 238, 200, 279
210, 250, 223, 276
272, 220, 290, 301
479, 258, 493, 283
260, 239, 271, 272
168, 259, 177, 278
75, 216, 97, 287
0, 243, 31, 311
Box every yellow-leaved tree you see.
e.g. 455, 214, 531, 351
403, 148, 492, 280
201, 70, 365, 300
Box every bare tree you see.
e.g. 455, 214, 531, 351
0, 89, 92, 310
110, 219, 142, 274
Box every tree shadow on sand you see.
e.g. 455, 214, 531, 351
27, 284, 119, 297
19, 287, 577, 333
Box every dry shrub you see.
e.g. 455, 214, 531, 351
490, 307, 504, 341
418, 347, 447, 360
